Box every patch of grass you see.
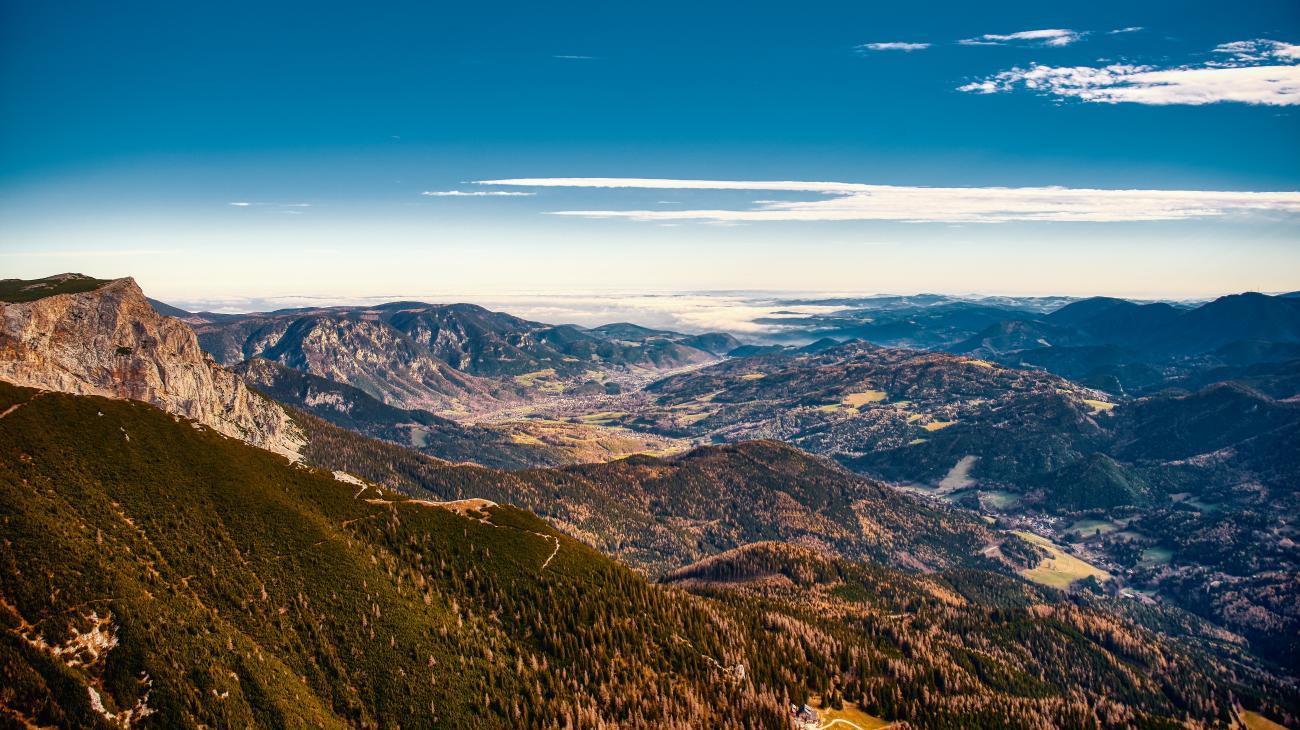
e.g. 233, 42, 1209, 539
1139, 547, 1173, 567
963, 359, 996, 369
577, 411, 627, 425
938, 455, 977, 490
0, 274, 112, 302
812, 698, 894, 729
1183, 497, 1220, 513
514, 368, 556, 383
739, 372, 766, 381
982, 490, 1021, 510
842, 390, 887, 408
1014, 531, 1111, 590
1241, 710, 1291, 730
923, 420, 957, 432
1083, 399, 1115, 414
513, 368, 564, 394
407, 426, 429, 448
1067, 518, 1117, 537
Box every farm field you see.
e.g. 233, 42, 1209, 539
843, 390, 888, 408
981, 489, 1022, 510
1014, 530, 1111, 590
1067, 517, 1119, 536
937, 455, 977, 490
1139, 546, 1174, 567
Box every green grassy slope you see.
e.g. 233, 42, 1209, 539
0, 274, 111, 303
0, 383, 799, 728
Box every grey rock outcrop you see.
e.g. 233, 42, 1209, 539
0, 277, 304, 459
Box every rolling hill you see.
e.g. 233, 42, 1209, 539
295, 411, 1004, 579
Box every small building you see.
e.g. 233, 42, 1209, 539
791, 704, 820, 725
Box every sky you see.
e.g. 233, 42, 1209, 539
1, 0, 1298, 309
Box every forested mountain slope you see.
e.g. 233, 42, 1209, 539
3, 383, 1292, 729
296, 410, 1003, 578
0, 383, 795, 728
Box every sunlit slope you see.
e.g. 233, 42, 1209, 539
0, 383, 797, 728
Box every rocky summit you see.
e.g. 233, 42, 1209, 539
0, 276, 303, 459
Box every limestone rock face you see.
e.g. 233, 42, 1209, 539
0, 277, 304, 459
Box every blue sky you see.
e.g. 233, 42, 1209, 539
1, 0, 1298, 304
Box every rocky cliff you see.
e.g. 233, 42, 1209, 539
0, 276, 304, 459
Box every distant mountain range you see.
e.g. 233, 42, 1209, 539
953, 292, 1300, 394
754, 290, 1300, 397
150, 297, 738, 413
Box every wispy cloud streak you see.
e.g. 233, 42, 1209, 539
860, 42, 931, 52
228, 202, 312, 208
422, 190, 535, 197
959, 29, 1084, 47
475, 178, 1300, 224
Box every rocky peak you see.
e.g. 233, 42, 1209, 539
0, 276, 304, 459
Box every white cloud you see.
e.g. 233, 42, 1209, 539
421, 190, 536, 197
1109, 26, 1144, 34
860, 42, 931, 52
554, 55, 597, 60
228, 201, 312, 208
959, 29, 1084, 47
0, 249, 176, 258
1212, 39, 1300, 64
474, 177, 1300, 224
960, 51, 1300, 106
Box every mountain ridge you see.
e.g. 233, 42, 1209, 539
181, 297, 737, 413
